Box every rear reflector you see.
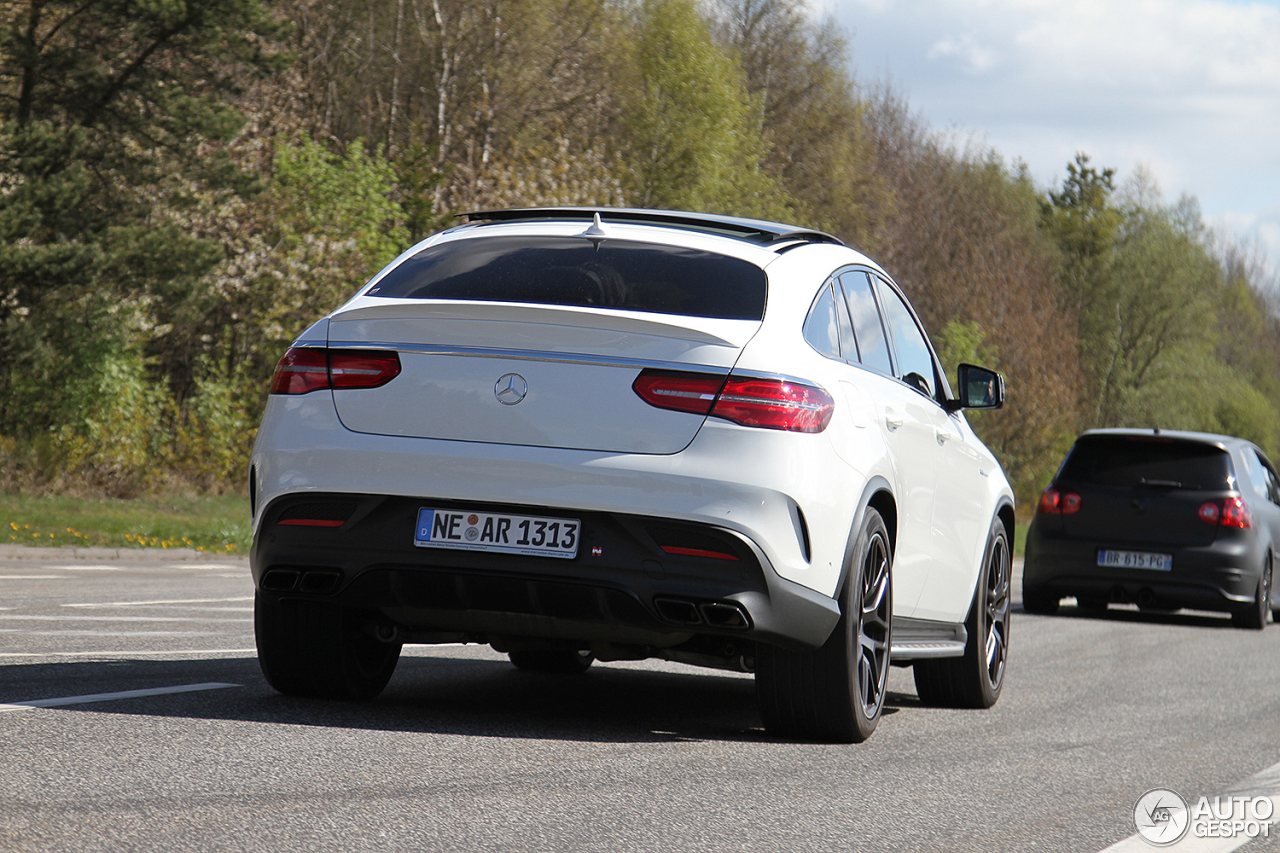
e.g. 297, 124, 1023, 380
270, 348, 401, 395
660, 545, 741, 562
277, 518, 345, 528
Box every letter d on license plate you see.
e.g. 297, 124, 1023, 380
415, 508, 579, 559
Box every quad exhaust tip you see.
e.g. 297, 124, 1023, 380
653, 597, 751, 630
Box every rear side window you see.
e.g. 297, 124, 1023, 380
838, 272, 893, 375
803, 284, 842, 358
1058, 436, 1234, 490
365, 235, 767, 321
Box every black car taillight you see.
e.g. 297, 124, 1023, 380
1038, 486, 1081, 515
270, 348, 401, 395
1199, 497, 1252, 529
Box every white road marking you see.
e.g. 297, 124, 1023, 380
0, 682, 241, 713
0, 615, 251, 622
0, 575, 65, 579
0, 625, 247, 630
63, 596, 253, 608
0, 648, 255, 658
1101, 760, 1280, 851
42, 565, 121, 571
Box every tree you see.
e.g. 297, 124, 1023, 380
708, 0, 888, 245
615, 0, 789, 217
0, 0, 283, 491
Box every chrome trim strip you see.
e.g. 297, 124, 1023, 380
327, 341, 732, 374
325, 341, 820, 387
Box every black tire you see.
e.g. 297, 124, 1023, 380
255, 592, 402, 699
1021, 585, 1059, 615
1232, 555, 1272, 631
755, 507, 892, 743
914, 516, 1011, 709
508, 647, 595, 674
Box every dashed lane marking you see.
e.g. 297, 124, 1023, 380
42, 565, 122, 571
0, 648, 256, 659
0, 682, 242, 713
63, 597, 253, 608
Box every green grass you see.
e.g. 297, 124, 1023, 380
0, 492, 250, 554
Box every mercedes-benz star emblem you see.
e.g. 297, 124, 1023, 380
495, 373, 528, 405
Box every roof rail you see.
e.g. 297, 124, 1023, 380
460, 207, 844, 249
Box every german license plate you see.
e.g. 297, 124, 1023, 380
1097, 549, 1172, 571
414, 508, 580, 559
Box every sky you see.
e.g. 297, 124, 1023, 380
815, 0, 1280, 272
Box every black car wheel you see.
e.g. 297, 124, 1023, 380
1021, 584, 1059, 615
755, 507, 892, 743
915, 516, 1011, 709
1232, 554, 1272, 631
255, 593, 402, 699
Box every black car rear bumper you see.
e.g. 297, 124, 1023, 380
1023, 527, 1263, 612
251, 492, 842, 653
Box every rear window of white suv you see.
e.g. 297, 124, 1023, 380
365, 235, 768, 321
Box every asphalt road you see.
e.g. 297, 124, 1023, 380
2, 547, 1280, 852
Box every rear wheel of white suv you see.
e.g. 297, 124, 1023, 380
914, 517, 1011, 708
255, 593, 402, 699
755, 507, 892, 743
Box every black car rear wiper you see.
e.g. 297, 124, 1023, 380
1137, 477, 1182, 488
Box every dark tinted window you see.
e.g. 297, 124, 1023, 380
1058, 436, 1234, 490
366, 235, 767, 320
803, 284, 842, 358
838, 272, 892, 374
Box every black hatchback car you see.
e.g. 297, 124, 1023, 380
1023, 429, 1280, 628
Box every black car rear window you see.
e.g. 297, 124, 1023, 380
1057, 435, 1233, 490
364, 235, 767, 321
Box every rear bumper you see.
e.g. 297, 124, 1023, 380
252, 492, 841, 651
1023, 527, 1263, 612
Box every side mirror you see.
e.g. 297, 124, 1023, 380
948, 363, 1004, 411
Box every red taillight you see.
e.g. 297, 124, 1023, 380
269, 348, 401, 395
632, 370, 833, 433
270, 348, 329, 395
330, 351, 401, 389
711, 377, 834, 433
1201, 497, 1252, 529
1038, 486, 1081, 515
632, 370, 725, 415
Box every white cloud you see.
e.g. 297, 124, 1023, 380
816, 0, 1280, 266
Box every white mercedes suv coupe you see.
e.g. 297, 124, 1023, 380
249, 207, 1015, 742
